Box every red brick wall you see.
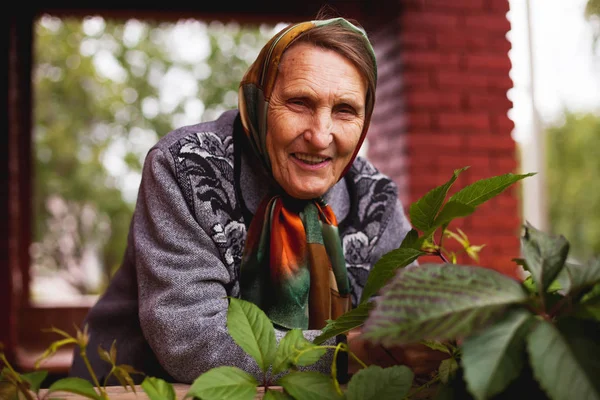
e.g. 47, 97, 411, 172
367, 0, 522, 279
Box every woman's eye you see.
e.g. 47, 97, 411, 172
289, 99, 306, 107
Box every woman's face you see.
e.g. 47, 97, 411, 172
266, 42, 367, 199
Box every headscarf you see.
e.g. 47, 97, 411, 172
238, 17, 377, 330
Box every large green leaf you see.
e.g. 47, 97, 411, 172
362, 264, 529, 346
186, 366, 258, 400
448, 172, 535, 208
47, 377, 103, 400
227, 297, 277, 373
461, 308, 533, 400
141, 376, 176, 400
22, 371, 48, 394
526, 319, 600, 400
556, 258, 600, 298
346, 365, 413, 400
409, 167, 468, 232
432, 201, 476, 228
359, 248, 424, 304
278, 371, 342, 400
312, 301, 376, 345
399, 228, 420, 249
263, 389, 293, 400
272, 329, 325, 375
521, 222, 570, 294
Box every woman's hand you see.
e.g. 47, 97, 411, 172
346, 328, 450, 376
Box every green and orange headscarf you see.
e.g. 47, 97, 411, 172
238, 18, 377, 330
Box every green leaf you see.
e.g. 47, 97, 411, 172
438, 358, 459, 384
359, 247, 424, 304
272, 329, 325, 374
113, 364, 143, 393
141, 376, 176, 400
461, 308, 533, 400
399, 229, 420, 249
521, 222, 570, 294
409, 167, 468, 232
227, 297, 277, 373
362, 264, 529, 346
186, 366, 258, 400
556, 258, 600, 298
346, 365, 414, 400
449, 172, 535, 208
572, 284, 600, 320
47, 377, 103, 400
22, 371, 48, 394
313, 301, 376, 345
526, 319, 600, 400
278, 371, 342, 400
432, 201, 476, 228
421, 340, 452, 354
262, 389, 292, 400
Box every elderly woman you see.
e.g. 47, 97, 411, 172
70, 14, 442, 385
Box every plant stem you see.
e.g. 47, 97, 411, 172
331, 343, 344, 396
437, 250, 450, 264
80, 348, 106, 398
407, 375, 440, 399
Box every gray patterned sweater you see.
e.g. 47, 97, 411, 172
69, 109, 412, 384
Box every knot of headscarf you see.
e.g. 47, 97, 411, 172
237, 18, 377, 330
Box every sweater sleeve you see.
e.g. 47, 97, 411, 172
133, 148, 334, 383
368, 197, 418, 273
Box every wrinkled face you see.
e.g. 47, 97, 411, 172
266, 42, 367, 199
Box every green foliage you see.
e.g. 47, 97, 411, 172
185, 366, 258, 400
362, 211, 600, 399
227, 296, 277, 373
546, 112, 600, 262
313, 301, 376, 345
345, 365, 413, 400
141, 376, 176, 400
460, 309, 533, 400
361, 264, 529, 346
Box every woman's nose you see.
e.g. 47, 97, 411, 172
304, 111, 333, 148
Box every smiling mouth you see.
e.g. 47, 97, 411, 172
292, 153, 331, 165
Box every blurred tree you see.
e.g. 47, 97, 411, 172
32, 15, 282, 299
586, 0, 600, 51
546, 112, 600, 262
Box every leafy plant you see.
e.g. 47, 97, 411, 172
8, 166, 597, 400
0, 326, 143, 400
314, 167, 534, 345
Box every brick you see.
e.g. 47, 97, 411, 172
401, 71, 432, 88
400, 11, 460, 31
491, 114, 515, 133
408, 132, 464, 149
400, 32, 433, 49
486, 0, 510, 13
465, 14, 511, 33
418, 0, 485, 11
471, 215, 520, 230
404, 90, 462, 110
402, 51, 461, 68
492, 156, 518, 172
405, 112, 432, 129
466, 134, 515, 152
466, 53, 512, 72
438, 113, 490, 131
435, 71, 490, 89
467, 93, 512, 110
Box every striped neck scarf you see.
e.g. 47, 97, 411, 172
237, 18, 376, 329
